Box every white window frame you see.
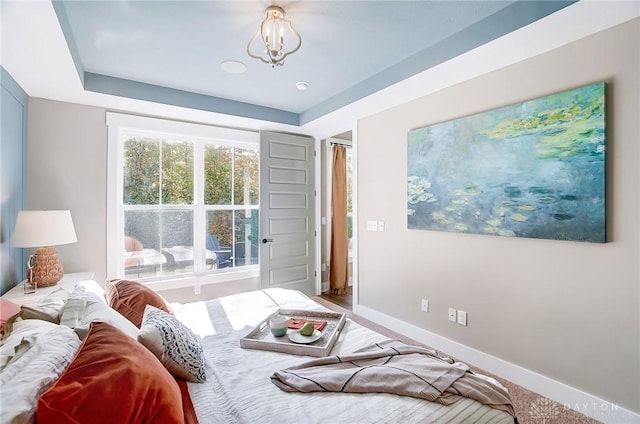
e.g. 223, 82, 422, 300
106, 112, 259, 289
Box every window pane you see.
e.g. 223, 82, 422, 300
162, 140, 193, 204
123, 209, 193, 277
204, 145, 232, 205
205, 209, 259, 268
233, 148, 259, 205
123, 137, 160, 205
233, 209, 259, 267
206, 210, 233, 269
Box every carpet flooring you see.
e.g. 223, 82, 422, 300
313, 295, 600, 424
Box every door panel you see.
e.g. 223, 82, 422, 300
260, 131, 316, 296
269, 192, 308, 209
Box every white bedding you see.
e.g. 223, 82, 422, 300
0, 320, 81, 423
174, 288, 515, 424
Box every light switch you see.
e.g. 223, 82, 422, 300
366, 220, 378, 231
457, 310, 467, 326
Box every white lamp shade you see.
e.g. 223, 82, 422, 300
12, 210, 78, 248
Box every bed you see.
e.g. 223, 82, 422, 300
0, 279, 517, 424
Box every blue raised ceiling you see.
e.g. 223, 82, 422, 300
52, 1, 575, 126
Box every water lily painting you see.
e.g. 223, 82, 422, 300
407, 82, 605, 243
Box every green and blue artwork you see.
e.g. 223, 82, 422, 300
407, 82, 605, 243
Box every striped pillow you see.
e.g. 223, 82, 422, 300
138, 305, 206, 383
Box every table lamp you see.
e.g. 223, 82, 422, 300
12, 210, 78, 287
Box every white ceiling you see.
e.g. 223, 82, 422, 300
1, 1, 638, 138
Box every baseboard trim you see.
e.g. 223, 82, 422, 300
353, 304, 639, 424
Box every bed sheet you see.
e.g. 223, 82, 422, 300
173, 288, 514, 424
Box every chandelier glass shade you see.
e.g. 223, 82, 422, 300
247, 5, 302, 67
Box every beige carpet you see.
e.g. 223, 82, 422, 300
313, 296, 600, 424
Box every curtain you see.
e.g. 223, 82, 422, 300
330, 144, 349, 295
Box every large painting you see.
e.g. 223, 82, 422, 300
407, 82, 605, 243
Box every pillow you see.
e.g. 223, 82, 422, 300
0, 321, 80, 423
138, 305, 206, 383
76, 279, 107, 303
19, 287, 70, 323
105, 279, 173, 328
0, 299, 20, 335
60, 286, 138, 340
37, 322, 184, 424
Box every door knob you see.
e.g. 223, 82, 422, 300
261, 238, 273, 244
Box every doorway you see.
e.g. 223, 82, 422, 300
320, 131, 353, 310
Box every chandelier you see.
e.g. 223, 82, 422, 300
247, 5, 302, 67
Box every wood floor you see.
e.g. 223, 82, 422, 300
319, 285, 352, 310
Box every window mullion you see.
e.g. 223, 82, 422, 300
193, 140, 205, 272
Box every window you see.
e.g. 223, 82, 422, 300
107, 113, 259, 284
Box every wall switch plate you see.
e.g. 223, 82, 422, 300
448, 308, 457, 322
366, 220, 378, 231
378, 221, 385, 232
421, 299, 429, 312
321, 263, 326, 272
457, 310, 467, 326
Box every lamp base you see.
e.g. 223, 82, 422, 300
28, 247, 64, 287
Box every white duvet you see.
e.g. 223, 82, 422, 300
173, 289, 514, 424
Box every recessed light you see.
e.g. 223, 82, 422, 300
221, 60, 247, 74
296, 81, 310, 91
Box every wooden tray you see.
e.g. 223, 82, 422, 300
240, 309, 346, 357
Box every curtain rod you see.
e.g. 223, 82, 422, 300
329, 139, 352, 146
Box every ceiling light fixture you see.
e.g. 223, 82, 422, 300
295, 81, 309, 91
247, 5, 302, 68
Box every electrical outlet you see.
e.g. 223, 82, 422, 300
421, 299, 429, 312
448, 308, 457, 322
378, 221, 385, 232
194, 284, 201, 295
457, 310, 467, 326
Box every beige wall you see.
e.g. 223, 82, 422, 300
27, 99, 108, 282
26, 98, 260, 298
357, 19, 639, 412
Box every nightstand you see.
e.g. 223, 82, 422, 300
1, 272, 95, 306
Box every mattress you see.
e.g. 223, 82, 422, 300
173, 288, 515, 424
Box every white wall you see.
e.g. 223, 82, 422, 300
356, 18, 639, 415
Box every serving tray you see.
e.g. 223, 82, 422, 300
240, 309, 346, 357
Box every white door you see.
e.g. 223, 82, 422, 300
260, 131, 316, 296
